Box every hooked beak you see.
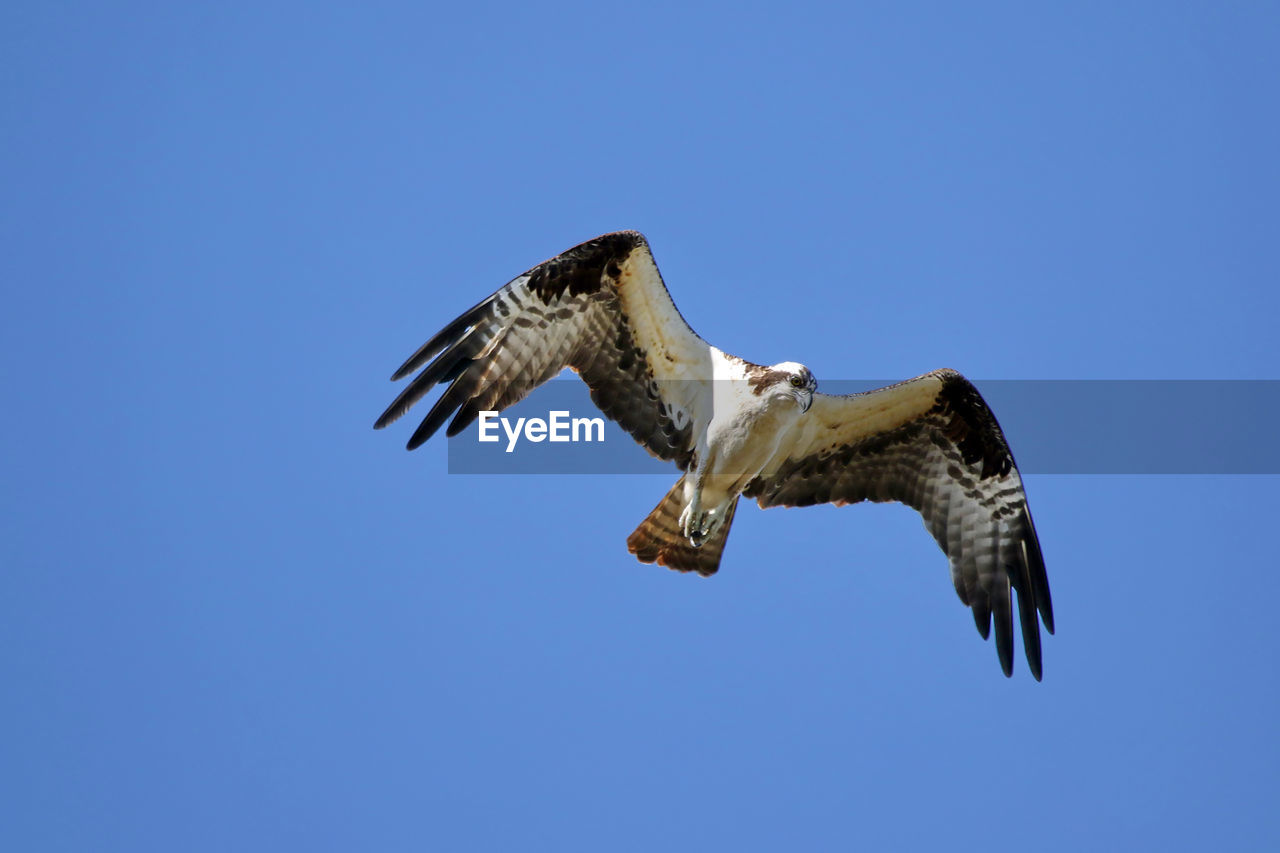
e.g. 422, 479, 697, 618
800, 390, 813, 413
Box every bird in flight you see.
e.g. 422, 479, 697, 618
375, 231, 1055, 678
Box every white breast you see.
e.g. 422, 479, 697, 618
700, 351, 805, 495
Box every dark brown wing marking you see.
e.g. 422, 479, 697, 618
745, 370, 1054, 679
374, 231, 704, 467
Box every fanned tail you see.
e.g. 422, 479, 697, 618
627, 478, 738, 577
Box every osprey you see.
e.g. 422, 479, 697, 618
375, 231, 1055, 679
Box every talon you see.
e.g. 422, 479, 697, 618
685, 506, 719, 548
679, 497, 703, 544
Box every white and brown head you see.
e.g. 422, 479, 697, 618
747, 361, 817, 413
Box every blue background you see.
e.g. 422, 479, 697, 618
3, 2, 1277, 850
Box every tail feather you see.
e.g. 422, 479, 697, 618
627, 478, 738, 577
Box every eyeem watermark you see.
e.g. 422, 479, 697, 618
477, 410, 606, 453
444, 379, 1280, 474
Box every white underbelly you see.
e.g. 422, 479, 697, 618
701, 409, 795, 500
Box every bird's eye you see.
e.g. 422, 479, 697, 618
789, 375, 804, 387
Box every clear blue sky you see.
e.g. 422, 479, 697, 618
3, 2, 1278, 850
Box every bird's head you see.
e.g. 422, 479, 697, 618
768, 361, 817, 413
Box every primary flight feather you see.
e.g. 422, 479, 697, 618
375, 231, 1055, 679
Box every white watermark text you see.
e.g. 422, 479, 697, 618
477, 410, 605, 452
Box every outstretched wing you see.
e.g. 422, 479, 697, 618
744, 369, 1055, 679
374, 231, 712, 467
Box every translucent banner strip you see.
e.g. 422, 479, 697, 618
441, 380, 1280, 475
